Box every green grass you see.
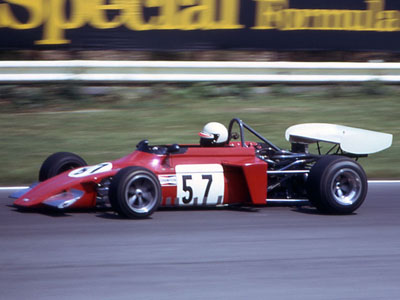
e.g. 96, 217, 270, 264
0, 83, 399, 184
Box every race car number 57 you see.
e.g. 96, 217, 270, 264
176, 164, 224, 206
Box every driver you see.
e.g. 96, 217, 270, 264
199, 122, 228, 147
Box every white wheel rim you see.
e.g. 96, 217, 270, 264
125, 174, 158, 214
331, 168, 362, 206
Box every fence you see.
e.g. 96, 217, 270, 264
1, 61, 400, 83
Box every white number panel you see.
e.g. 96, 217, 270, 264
176, 164, 224, 206
68, 162, 112, 178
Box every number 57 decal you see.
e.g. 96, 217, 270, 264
176, 164, 224, 206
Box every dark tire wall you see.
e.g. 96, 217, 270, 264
39, 152, 87, 182
108, 166, 162, 219
307, 155, 368, 214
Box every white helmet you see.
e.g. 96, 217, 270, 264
199, 122, 228, 146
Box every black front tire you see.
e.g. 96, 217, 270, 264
307, 155, 368, 214
108, 166, 162, 219
39, 152, 87, 182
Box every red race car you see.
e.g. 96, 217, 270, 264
11, 118, 392, 218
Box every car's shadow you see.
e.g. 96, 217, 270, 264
8, 204, 72, 217
291, 206, 324, 215
9, 203, 351, 219
96, 212, 132, 220
95, 206, 260, 220
9, 204, 115, 218
292, 206, 357, 216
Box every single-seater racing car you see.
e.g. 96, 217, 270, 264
11, 118, 392, 218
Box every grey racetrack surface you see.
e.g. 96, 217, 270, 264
1, 183, 399, 300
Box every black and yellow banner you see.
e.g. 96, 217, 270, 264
1, 0, 400, 51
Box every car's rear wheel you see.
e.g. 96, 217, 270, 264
108, 167, 161, 219
307, 155, 368, 214
39, 152, 87, 182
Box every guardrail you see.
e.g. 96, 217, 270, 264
1, 61, 400, 83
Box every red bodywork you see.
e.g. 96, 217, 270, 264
14, 142, 268, 209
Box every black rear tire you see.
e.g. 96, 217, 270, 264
307, 155, 368, 214
39, 152, 87, 182
108, 166, 161, 219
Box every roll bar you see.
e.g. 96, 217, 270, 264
227, 118, 281, 151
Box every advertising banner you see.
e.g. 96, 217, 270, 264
1, 0, 400, 51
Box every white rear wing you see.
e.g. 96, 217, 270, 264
285, 123, 393, 155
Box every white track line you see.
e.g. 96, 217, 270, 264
0, 186, 29, 190
368, 180, 400, 184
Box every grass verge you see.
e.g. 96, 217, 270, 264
0, 83, 399, 184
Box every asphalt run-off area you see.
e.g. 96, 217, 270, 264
1, 181, 399, 300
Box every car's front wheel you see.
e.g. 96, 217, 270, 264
307, 155, 368, 214
39, 152, 87, 182
108, 167, 161, 219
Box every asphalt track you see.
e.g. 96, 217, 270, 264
1, 182, 399, 300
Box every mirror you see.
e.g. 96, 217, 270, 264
167, 144, 180, 153
230, 132, 239, 140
